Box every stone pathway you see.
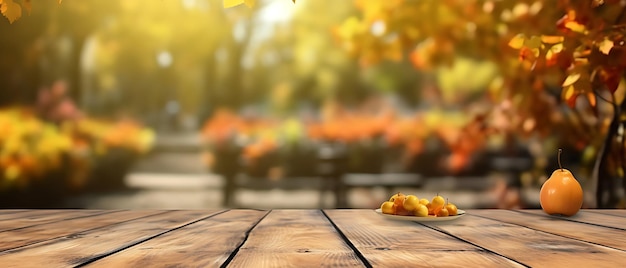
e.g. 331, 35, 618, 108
63, 131, 542, 210
64, 171, 541, 209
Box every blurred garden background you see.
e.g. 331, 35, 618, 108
1, 0, 625, 209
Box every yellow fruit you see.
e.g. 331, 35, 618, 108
414, 204, 429, 217
403, 195, 420, 211
540, 150, 583, 216
395, 205, 412, 216
390, 192, 406, 207
437, 207, 449, 217
419, 198, 429, 206
426, 203, 436, 215
389, 193, 400, 202
380, 201, 396, 215
446, 202, 458, 216
431, 194, 445, 214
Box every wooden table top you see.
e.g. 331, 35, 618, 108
0, 209, 624, 267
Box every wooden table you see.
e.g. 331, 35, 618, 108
0, 209, 624, 267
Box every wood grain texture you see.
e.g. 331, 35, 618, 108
431, 211, 626, 267
228, 209, 364, 268
0, 210, 111, 232
522, 209, 626, 230
0, 210, 59, 221
471, 209, 626, 251
0, 210, 221, 267
87, 209, 267, 268
0, 209, 624, 267
0, 210, 160, 252
581, 209, 626, 218
0, 210, 28, 215
324, 209, 522, 267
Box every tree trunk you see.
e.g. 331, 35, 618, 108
68, 35, 87, 103
595, 95, 626, 208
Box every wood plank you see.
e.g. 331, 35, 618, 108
0, 210, 113, 232
324, 209, 522, 267
0, 210, 28, 215
0, 210, 162, 251
472, 209, 626, 251
227, 210, 365, 267
522, 209, 626, 230
0, 210, 60, 221
584, 209, 626, 217
0, 210, 222, 267
429, 210, 626, 267
87, 210, 267, 267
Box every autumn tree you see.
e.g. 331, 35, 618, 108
333, 0, 625, 208
1, 0, 261, 123
0, 0, 120, 110
502, 0, 626, 208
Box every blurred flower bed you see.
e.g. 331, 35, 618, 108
0, 108, 74, 196
0, 85, 154, 207
67, 117, 155, 192
200, 102, 497, 180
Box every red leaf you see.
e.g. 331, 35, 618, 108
599, 67, 621, 93
556, 52, 574, 70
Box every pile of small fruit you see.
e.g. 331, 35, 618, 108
380, 192, 459, 217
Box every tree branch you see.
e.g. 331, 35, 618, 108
619, 92, 626, 196
595, 89, 615, 105
617, 7, 626, 25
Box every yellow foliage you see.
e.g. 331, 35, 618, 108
223, 0, 257, 8
0, 0, 21, 24
0, 107, 72, 185
0, 107, 154, 190
508, 34, 526, 49
562, 73, 581, 87
4, 164, 20, 181
564, 21, 587, 34
223, 0, 244, 8
1, 0, 63, 23
597, 38, 614, 55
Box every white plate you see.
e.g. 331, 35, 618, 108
375, 209, 466, 222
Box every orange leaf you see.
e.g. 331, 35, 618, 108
586, 92, 596, 108
1, 0, 21, 24
565, 21, 586, 34
409, 49, 425, 69
508, 34, 526, 49
519, 47, 536, 62
541, 35, 564, 44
